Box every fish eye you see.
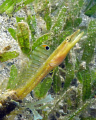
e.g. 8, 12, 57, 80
66, 37, 71, 42
45, 46, 50, 50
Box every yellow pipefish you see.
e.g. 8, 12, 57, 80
16, 29, 84, 99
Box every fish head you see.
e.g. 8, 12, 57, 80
49, 29, 84, 67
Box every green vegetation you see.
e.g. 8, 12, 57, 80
0, 0, 96, 120
84, 0, 96, 17
0, 51, 19, 62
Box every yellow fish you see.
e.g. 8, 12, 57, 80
16, 29, 84, 99
0, 29, 84, 102
0, 29, 84, 118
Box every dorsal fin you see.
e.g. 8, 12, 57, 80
9, 45, 52, 89
30, 45, 51, 71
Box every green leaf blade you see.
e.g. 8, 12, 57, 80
81, 20, 96, 64
85, 4, 96, 16
53, 67, 61, 93
51, 7, 67, 35
7, 65, 18, 89
42, 0, 52, 30
17, 22, 31, 56
82, 66, 91, 101
64, 58, 75, 90
0, 51, 19, 62
27, 15, 36, 42
8, 28, 17, 40
34, 76, 52, 99
16, 17, 25, 23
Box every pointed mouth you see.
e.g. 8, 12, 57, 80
70, 29, 84, 46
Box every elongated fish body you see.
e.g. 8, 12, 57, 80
0, 30, 84, 117
15, 29, 84, 99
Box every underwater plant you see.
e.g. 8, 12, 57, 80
84, 0, 96, 17
0, 0, 96, 120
